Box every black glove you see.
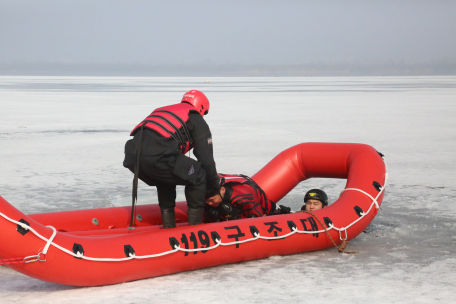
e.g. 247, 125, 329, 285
275, 205, 291, 214
219, 201, 241, 221
203, 205, 220, 223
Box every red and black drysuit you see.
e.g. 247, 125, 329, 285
204, 174, 278, 222
123, 103, 218, 210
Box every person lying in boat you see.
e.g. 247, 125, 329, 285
301, 189, 328, 212
203, 174, 291, 222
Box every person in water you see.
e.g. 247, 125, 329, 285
123, 90, 220, 229
301, 189, 328, 212
203, 174, 291, 222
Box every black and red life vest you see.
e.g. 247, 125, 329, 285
219, 174, 276, 218
130, 103, 198, 154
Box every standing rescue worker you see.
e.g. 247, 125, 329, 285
204, 174, 291, 222
123, 90, 219, 228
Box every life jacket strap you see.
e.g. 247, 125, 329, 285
154, 110, 193, 146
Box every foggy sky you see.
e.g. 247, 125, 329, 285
1, 0, 456, 74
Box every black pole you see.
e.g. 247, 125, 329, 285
130, 124, 144, 228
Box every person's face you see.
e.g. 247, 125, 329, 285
305, 199, 324, 212
205, 187, 225, 207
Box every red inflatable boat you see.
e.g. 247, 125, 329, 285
0, 143, 387, 286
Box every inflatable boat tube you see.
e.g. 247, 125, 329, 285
0, 143, 387, 286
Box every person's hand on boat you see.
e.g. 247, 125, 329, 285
274, 205, 291, 215
203, 205, 220, 223
219, 201, 242, 220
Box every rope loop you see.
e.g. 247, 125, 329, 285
339, 229, 348, 241
298, 211, 358, 254
23, 252, 46, 263
43, 226, 57, 255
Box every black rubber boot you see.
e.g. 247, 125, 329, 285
187, 208, 204, 226
161, 208, 176, 229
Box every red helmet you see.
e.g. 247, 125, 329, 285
181, 90, 210, 116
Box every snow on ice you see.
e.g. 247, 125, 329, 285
0, 76, 455, 303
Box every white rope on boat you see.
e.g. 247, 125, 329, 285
1, 156, 388, 262
42, 226, 57, 255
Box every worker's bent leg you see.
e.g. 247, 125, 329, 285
185, 168, 206, 225
157, 184, 177, 229
160, 208, 176, 229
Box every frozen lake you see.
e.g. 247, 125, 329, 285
1, 76, 455, 303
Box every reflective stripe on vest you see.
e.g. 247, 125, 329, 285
130, 103, 196, 153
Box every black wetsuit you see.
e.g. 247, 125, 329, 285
123, 112, 218, 209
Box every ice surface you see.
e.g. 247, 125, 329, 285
0, 76, 455, 303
